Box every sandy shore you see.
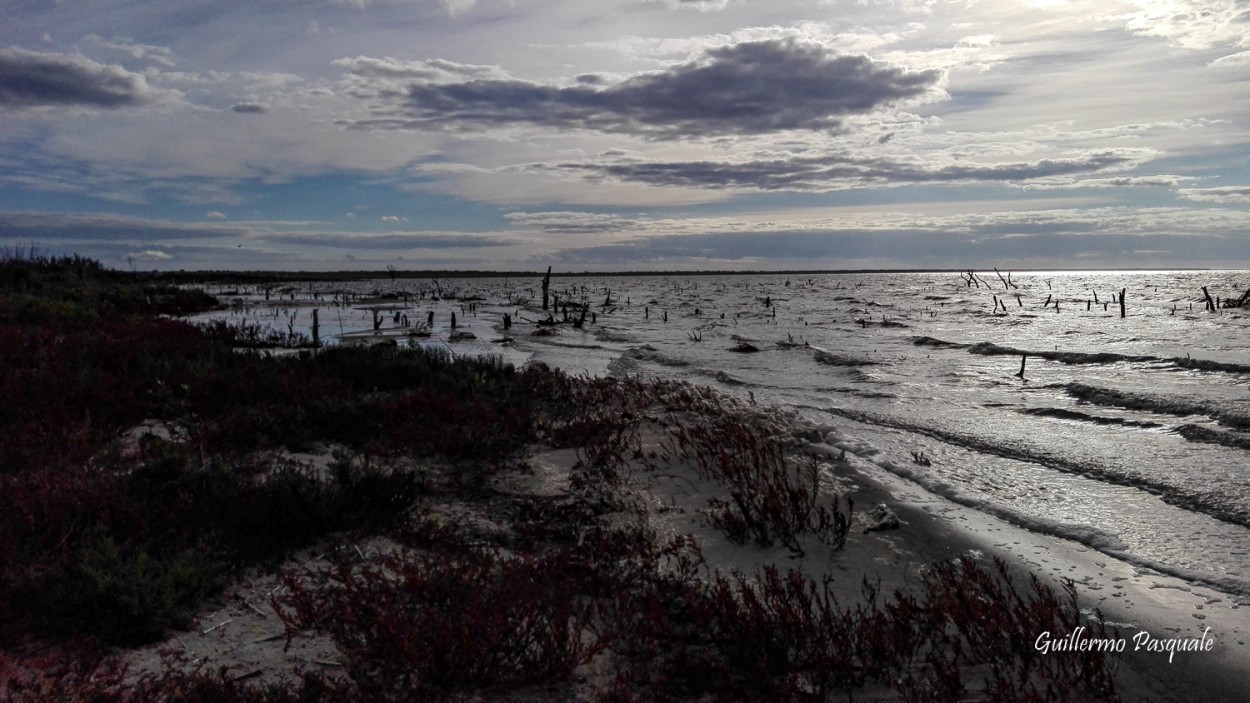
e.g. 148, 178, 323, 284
107, 389, 1250, 702
822, 446, 1250, 702
626, 400, 1250, 702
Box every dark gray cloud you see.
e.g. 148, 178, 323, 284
0, 47, 161, 109
0, 212, 243, 241
231, 102, 267, 113
341, 39, 941, 138
504, 211, 642, 234
265, 232, 513, 249
553, 149, 1148, 190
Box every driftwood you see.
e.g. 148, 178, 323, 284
1224, 287, 1250, 308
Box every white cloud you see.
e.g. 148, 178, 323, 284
1177, 185, 1250, 203
1118, 0, 1250, 51
84, 35, 178, 67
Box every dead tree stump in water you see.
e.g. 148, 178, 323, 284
541, 266, 551, 311
1119, 288, 1126, 318
1202, 286, 1217, 312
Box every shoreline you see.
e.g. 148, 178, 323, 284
835, 446, 1250, 701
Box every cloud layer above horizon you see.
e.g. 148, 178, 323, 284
3, 0, 1250, 270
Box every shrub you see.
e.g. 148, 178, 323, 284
597, 557, 1119, 703
665, 416, 852, 553
278, 548, 597, 702
21, 532, 223, 646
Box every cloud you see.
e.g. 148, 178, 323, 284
0, 47, 169, 109
1176, 185, 1250, 203
130, 249, 173, 261
505, 211, 644, 234
547, 206, 1250, 267
1208, 50, 1250, 67
0, 212, 244, 241
1121, 0, 1250, 51
640, 0, 732, 11
338, 39, 943, 139
84, 35, 177, 67
231, 102, 267, 113
550, 148, 1153, 191
206, 211, 227, 219
264, 232, 513, 249
334, 55, 504, 83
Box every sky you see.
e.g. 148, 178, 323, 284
4, 0, 1250, 271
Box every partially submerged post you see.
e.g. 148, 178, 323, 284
541, 266, 552, 311
312, 309, 320, 347
1119, 288, 1126, 318
1015, 354, 1027, 379
1202, 286, 1217, 312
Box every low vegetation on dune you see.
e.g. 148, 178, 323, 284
0, 252, 1119, 702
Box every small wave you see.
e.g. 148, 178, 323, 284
820, 407, 1250, 596
932, 337, 1250, 376
625, 345, 689, 367
1171, 356, 1250, 374
542, 341, 605, 350
911, 336, 968, 349
821, 405, 1250, 529
1018, 407, 1162, 429
813, 349, 879, 367
1062, 383, 1250, 431
967, 342, 1152, 365
812, 387, 896, 400
1174, 424, 1250, 452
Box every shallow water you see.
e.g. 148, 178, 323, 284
188, 269, 1250, 599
